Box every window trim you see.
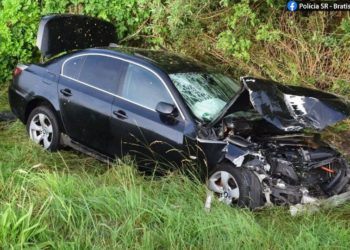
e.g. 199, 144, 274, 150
61, 53, 185, 120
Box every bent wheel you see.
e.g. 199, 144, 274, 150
208, 163, 264, 209
26, 106, 60, 151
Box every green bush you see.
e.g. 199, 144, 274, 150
0, 0, 349, 95
0, 0, 152, 83
0, 0, 40, 83
146, 0, 350, 94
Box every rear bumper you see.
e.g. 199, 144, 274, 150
8, 86, 27, 123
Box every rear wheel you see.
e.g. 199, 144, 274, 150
208, 163, 264, 209
26, 106, 60, 151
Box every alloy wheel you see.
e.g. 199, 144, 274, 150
29, 113, 53, 149
208, 170, 240, 205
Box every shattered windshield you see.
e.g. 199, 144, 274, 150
170, 72, 241, 122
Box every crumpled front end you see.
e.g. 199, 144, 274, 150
250, 134, 350, 206
199, 76, 350, 208
202, 132, 350, 208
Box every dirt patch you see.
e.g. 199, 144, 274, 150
326, 131, 350, 159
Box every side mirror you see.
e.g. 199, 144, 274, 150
155, 102, 179, 118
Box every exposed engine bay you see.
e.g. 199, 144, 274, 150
203, 110, 350, 207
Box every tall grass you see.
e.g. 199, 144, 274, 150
247, 13, 350, 93
1, 90, 350, 249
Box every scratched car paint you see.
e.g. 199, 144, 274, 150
8, 15, 350, 209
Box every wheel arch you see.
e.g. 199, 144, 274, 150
25, 97, 65, 133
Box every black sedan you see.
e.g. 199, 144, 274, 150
8, 15, 350, 209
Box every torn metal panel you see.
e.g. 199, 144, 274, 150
224, 143, 248, 167
284, 94, 347, 130
196, 137, 249, 169
37, 15, 116, 58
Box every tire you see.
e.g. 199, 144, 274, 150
208, 163, 264, 209
26, 106, 60, 151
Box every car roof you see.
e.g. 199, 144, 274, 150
85, 46, 212, 74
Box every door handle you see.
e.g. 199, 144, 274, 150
113, 110, 128, 120
60, 88, 72, 97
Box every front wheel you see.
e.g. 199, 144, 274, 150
208, 163, 264, 209
26, 106, 60, 151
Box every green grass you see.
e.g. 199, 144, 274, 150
1, 89, 350, 249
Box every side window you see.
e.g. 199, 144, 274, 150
79, 55, 126, 93
62, 56, 86, 79
121, 64, 173, 110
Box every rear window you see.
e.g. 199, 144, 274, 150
62, 56, 86, 79
78, 55, 127, 93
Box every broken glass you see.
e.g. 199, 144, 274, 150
170, 72, 241, 121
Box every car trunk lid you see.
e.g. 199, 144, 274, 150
37, 14, 116, 58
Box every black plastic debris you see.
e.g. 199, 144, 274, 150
0, 111, 16, 122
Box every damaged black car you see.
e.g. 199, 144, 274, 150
9, 15, 350, 209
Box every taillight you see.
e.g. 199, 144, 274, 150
13, 67, 22, 77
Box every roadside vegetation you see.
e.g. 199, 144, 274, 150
1, 0, 350, 248
1, 0, 350, 95
1, 89, 350, 249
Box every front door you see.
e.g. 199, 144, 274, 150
110, 63, 186, 169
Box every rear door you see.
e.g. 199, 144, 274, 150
110, 63, 186, 169
58, 54, 127, 154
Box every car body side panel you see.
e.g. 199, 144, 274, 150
9, 64, 61, 123
83, 48, 193, 122
195, 139, 227, 169
110, 94, 187, 168
8, 86, 28, 123
58, 75, 114, 153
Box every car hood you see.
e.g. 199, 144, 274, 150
226, 77, 350, 132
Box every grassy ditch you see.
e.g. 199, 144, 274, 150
0, 88, 350, 249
